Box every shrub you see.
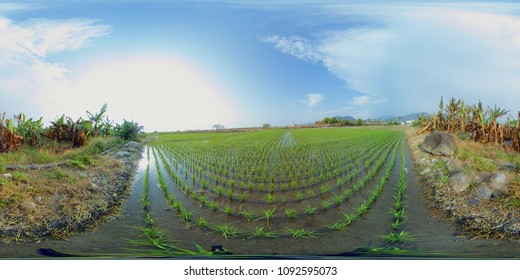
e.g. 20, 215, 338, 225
115, 119, 144, 141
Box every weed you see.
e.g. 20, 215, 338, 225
505, 197, 520, 208
12, 171, 28, 183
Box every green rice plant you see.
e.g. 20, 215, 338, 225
280, 183, 287, 192
286, 227, 316, 239
268, 182, 276, 193
259, 208, 276, 228
180, 209, 192, 221
216, 185, 223, 196
250, 226, 277, 238
266, 193, 275, 204
333, 194, 343, 205
172, 200, 183, 212
383, 231, 414, 243
291, 180, 297, 189
223, 204, 234, 215
196, 217, 208, 228
239, 208, 256, 221
215, 223, 239, 239
304, 205, 317, 216
197, 194, 206, 207
326, 222, 346, 231
209, 201, 219, 211
238, 192, 247, 202
343, 213, 357, 225
295, 191, 303, 202
284, 208, 297, 219
227, 188, 235, 201
321, 200, 332, 210
280, 194, 286, 205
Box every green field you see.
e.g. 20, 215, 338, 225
137, 127, 408, 252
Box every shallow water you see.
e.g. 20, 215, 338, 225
2, 144, 520, 259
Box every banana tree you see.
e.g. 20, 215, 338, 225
487, 105, 509, 144
86, 103, 107, 137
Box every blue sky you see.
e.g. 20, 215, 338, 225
1, 1, 520, 131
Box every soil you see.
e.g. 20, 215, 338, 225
0, 141, 143, 241
405, 129, 520, 238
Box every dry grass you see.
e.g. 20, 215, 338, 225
0, 138, 137, 240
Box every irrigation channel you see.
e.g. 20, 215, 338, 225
3, 128, 520, 258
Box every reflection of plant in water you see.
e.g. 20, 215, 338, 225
250, 226, 277, 238
286, 227, 316, 239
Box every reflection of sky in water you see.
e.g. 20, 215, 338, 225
137, 149, 149, 172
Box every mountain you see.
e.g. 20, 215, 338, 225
378, 112, 431, 122
332, 116, 356, 121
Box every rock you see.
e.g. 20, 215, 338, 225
449, 173, 470, 193
489, 173, 507, 196
34, 196, 42, 203
114, 151, 131, 159
20, 200, 37, 212
90, 182, 100, 190
124, 141, 141, 152
1, 173, 12, 179
79, 172, 88, 178
446, 160, 463, 173
476, 185, 492, 199
420, 168, 431, 175
422, 132, 456, 156
499, 162, 516, 171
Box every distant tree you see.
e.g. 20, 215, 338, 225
262, 123, 271, 129
329, 117, 338, 124
322, 117, 330, 124
355, 118, 364, 126
213, 124, 225, 130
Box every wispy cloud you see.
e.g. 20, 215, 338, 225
0, 17, 110, 117
263, 3, 520, 117
260, 35, 322, 62
301, 93, 324, 108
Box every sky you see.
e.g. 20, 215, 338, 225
1, 1, 520, 131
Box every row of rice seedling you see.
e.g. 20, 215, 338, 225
384, 143, 413, 243
151, 134, 400, 225
145, 129, 404, 240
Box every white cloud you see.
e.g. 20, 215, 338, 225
263, 4, 520, 117
301, 93, 324, 108
0, 17, 109, 118
260, 35, 322, 62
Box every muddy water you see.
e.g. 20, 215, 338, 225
2, 145, 520, 258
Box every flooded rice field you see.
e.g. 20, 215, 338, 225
2, 129, 520, 258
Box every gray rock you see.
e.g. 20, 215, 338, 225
500, 162, 516, 171
20, 200, 37, 212
422, 132, 456, 156
114, 151, 131, 159
476, 185, 492, 199
1, 173, 12, 179
124, 141, 141, 152
420, 168, 431, 175
34, 196, 42, 203
449, 173, 470, 193
489, 173, 508, 196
